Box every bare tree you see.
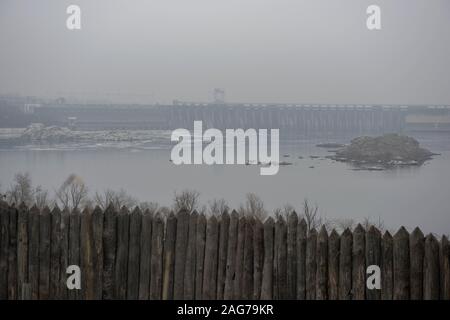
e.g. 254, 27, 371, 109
208, 198, 229, 216
238, 193, 267, 220
94, 188, 138, 211
56, 174, 88, 210
34, 185, 52, 209
274, 203, 295, 220
139, 201, 159, 214
301, 199, 322, 232
361, 216, 385, 232
173, 189, 200, 213
331, 218, 356, 233
6, 172, 34, 206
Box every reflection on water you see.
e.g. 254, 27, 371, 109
0, 132, 449, 234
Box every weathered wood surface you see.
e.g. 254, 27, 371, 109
138, 210, 152, 300
223, 211, 238, 300
305, 228, 317, 300
381, 231, 393, 300
173, 210, 189, 300
0, 201, 10, 299
7, 205, 18, 300
409, 227, 424, 300
296, 219, 307, 300
253, 218, 264, 299
441, 236, 450, 300
102, 205, 117, 300
17, 203, 29, 299
150, 215, 164, 300
423, 234, 440, 300
365, 226, 381, 300
59, 208, 70, 299
183, 211, 198, 300
393, 227, 410, 300
162, 212, 176, 300
195, 213, 206, 300
352, 224, 365, 300
114, 206, 130, 299
328, 229, 340, 300
316, 226, 328, 300
49, 207, 61, 299
243, 217, 254, 300
260, 217, 274, 300
274, 217, 287, 300
216, 212, 230, 300
338, 228, 352, 300
233, 216, 246, 299
202, 215, 219, 300
29, 206, 40, 300
38, 207, 51, 300
127, 207, 142, 300
286, 212, 298, 299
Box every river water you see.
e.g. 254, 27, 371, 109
0, 132, 449, 235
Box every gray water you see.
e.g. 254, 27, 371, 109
0, 132, 449, 235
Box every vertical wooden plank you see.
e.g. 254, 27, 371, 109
352, 224, 365, 300
7, 204, 18, 300
28, 205, 40, 300
328, 229, 340, 300
0, 201, 10, 299
365, 226, 381, 300
127, 207, 142, 300
68, 208, 81, 300
150, 214, 164, 300
338, 228, 352, 300
173, 210, 189, 300
316, 226, 328, 300
183, 211, 198, 300
260, 217, 274, 300
286, 211, 298, 299
115, 206, 130, 299
162, 212, 176, 300
138, 210, 152, 300
202, 215, 219, 300
102, 205, 117, 300
274, 216, 287, 300
381, 231, 393, 300
17, 203, 29, 299
223, 211, 238, 300
243, 217, 254, 300
393, 226, 410, 300
440, 235, 450, 300
409, 227, 424, 300
59, 208, 70, 299
216, 211, 230, 300
49, 207, 61, 299
423, 234, 439, 300
80, 207, 94, 300
233, 216, 246, 299
91, 206, 104, 300
253, 218, 264, 299
305, 228, 317, 300
38, 207, 51, 299
296, 219, 307, 300
195, 213, 206, 300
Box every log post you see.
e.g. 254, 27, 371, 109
260, 217, 274, 300
393, 226, 410, 300
409, 227, 424, 300
328, 229, 340, 300
338, 228, 352, 300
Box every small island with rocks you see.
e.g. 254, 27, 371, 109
329, 133, 437, 169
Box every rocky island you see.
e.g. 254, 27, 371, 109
329, 133, 436, 169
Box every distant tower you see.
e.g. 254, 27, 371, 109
213, 88, 225, 104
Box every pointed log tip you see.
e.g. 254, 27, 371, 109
354, 223, 365, 233
394, 226, 409, 238
132, 206, 142, 215
51, 205, 61, 214
411, 227, 424, 238
298, 218, 307, 228
119, 205, 129, 214
319, 225, 328, 236
230, 209, 239, 218
288, 211, 298, 222
383, 230, 392, 239
92, 205, 102, 214
264, 216, 274, 225
330, 229, 339, 238
425, 233, 437, 242
308, 228, 317, 236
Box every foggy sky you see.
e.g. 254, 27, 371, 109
0, 0, 449, 104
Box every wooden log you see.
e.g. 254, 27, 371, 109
162, 212, 177, 300
338, 228, 352, 300
365, 226, 381, 300
28, 205, 40, 300
296, 219, 307, 300
243, 217, 254, 300
316, 226, 328, 300
17, 203, 29, 299
423, 234, 439, 300
127, 207, 142, 300
102, 205, 117, 300
7, 204, 18, 300
0, 201, 10, 299
39, 206, 51, 299
68, 208, 81, 300
381, 231, 393, 300
49, 207, 61, 299
173, 210, 189, 300
138, 210, 152, 300
216, 211, 230, 300
150, 214, 164, 299
286, 211, 298, 299
305, 228, 317, 300
202, 215, 219, 300
80, 207, 94, 300
324, 229, 338, 301
115, 206, 130, 299
409, 227, 424, 300
440, 235, 450, 300
253, 218, 264, 299
260, 217, 274, 300
183, 211, 198, 300
91, 206, 104, 300
393, 226, 410, 300
195, 213, 206, 300
21, 283, 31, 300
58, 208, 70, 299
352, 224, 365, 300
233, 216, 246, 299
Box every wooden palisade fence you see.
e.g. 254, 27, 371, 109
0, 201, 449, 300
